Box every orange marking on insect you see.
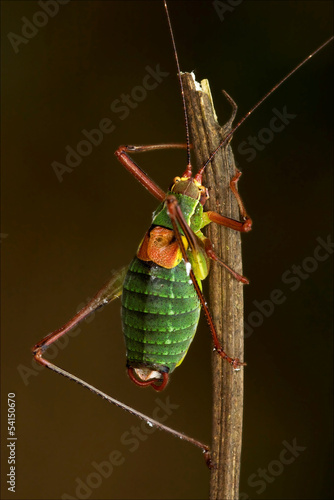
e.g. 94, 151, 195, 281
137, 227, 188, 269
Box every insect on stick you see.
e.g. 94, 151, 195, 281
30, 1, 333, 499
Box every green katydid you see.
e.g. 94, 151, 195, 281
32, 0, 334, 468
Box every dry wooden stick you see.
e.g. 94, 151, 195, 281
181, 72, 245, 500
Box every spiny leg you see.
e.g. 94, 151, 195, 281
205, 170, 252, 232
35, 355, 212, 466
114, 143, 192, 201
166, 195, 246, 370
189, 170, 250, 283
204, 169, 251, 280
33, 268, 128, 353
203, 237, 249, 284
229, 169, 250, 221
32, 266, 212, 468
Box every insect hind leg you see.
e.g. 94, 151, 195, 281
32, 266, 212, 467
127, 367, 169, 391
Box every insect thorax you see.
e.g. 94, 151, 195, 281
152, 192, 203, 234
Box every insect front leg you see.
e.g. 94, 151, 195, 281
204, 169, 252, 233
198, 169, 252, 283
115, 143, 190, 201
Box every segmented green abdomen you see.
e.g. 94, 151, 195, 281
121, 257, 201, 373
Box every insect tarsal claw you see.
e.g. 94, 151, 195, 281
203, 450, 214, 470
232, 358, 247, 370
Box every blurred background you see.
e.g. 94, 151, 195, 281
1, 1, 333, 499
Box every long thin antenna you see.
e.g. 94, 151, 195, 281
196, 35, 333, 177
164, 0, 192, 177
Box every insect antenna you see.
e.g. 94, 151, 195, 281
194, 35, 334, 181
164, 0, 192, 178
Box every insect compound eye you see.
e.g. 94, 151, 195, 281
170, 176, 182, 192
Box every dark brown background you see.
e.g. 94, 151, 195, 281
1, 1, 333, 499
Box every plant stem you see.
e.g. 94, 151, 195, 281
181, 72, 245, 500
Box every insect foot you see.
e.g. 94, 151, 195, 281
203, 449, 215, 470
216, 349, 246, 370
231, 357, 247, 371
241, 216, 252, 233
